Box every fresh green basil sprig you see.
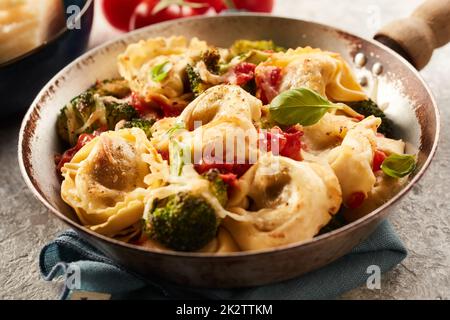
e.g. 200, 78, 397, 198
269, 87, 344, 126
381, 153, 416, 178
151, 61, 172, 82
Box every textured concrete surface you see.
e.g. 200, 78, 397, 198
0, 0, 449, 299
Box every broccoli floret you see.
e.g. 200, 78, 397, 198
122, 118, 155, 138
104, 101, 138, 130
201, 169, 228, 207
56, 106, 71, 143
201, 48, 221, 74
57, 92, 99, 145
71, 91, 97, 120
186, 64, 210, 96
185, 49, 221, 96
57, 90, 138, 146
144, 192, 219, 251
230, 40, 284, 56
347, 99, 394, 137
90, 78, 131, 98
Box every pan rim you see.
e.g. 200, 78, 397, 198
18, 13, 440, 259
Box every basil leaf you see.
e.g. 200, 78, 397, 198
151, 61, 172, 82
381, 153, 416, 178
269, 87, 342, 126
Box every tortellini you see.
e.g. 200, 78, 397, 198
183, 85, 262, 163
376, 136, 406, 156
256, 47, 367, 102
61, 128, 163, 237
303, 113, 357, 152
118, 36, 208, 100
178, 84, 262, 130
327, 116, 381, 206
224, 153, 342, 251
199, 228, 240, 253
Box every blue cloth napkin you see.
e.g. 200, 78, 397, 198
40, 220, 406, 300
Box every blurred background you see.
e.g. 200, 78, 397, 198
0, 0, 449, 299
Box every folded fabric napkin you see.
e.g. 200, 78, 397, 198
40, 220, 406, 300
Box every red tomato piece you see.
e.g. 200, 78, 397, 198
228, 62, 256, 86
259, 126, 303, 161
130, 92, 152, 115
130, 92, 182, 118
194, 162, 252, 178
255, 66, 282, 104
372, 149, 387, 172
280, 126, 303, 161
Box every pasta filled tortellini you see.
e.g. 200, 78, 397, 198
178, 85, 263, 164
224, 153, 342, 251
178, 84, 262, 130
302, 113, 357, 152
256, 47, 367, 102
327, 116, 381, 206
118, 36, 208, 100
61, 128, 163, 237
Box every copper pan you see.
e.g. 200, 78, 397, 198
18, 0, 448, 288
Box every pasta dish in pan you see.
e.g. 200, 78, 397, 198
55, 36, 415, 252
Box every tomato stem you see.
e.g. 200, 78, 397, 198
223, 0, 235, 9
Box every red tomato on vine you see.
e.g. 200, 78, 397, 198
102, 0, 274, 31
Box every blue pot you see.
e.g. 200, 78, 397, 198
0, 0, 94, 118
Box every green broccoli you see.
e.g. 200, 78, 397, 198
144, 192, 219, 251
201, 169, 228, 207
57, 91, 138, 146
57, 92, 99, 145
104, 101, 138, 129
71, 91, 96, 120
186, 64, 210, 96
347, 99, 394, 137
122, 118, 155, 139
230, 39, 285, 56
186, 49, 222, 96
90, 78, 131, 98
56, 108, 72, 144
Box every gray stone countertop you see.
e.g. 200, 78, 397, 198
0, 0, 449, 299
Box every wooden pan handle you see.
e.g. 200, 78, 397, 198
374, 0, 450, 70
